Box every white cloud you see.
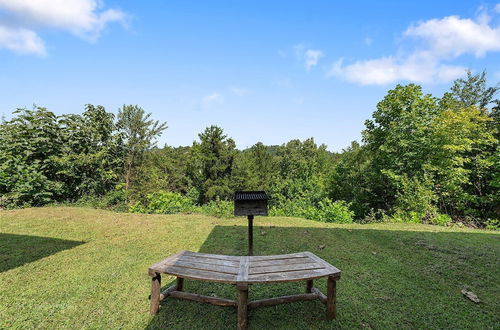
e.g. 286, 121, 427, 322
304, 49, 324, 71
230, 87, 251, 96
0, 0, 126, 55
202, 93, 223, 107
494, 3, 500, 13
404, 15, 500, 57
328, 53, 466, 85
363, 37, 373, 46
329, 10, 500, 85
0, 26, 45, 55
293, 44, 324, 71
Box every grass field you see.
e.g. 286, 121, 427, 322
1, 207, 499, 329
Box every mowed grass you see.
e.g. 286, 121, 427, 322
0, 207, 499, 329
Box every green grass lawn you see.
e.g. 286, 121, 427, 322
1, 207, 499, 329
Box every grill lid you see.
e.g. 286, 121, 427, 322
234, 191, 269, 201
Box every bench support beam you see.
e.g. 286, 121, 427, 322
248, 293, 318, 309
170, 291, 237, 307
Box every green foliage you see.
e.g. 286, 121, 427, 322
430, 213, 452, 226
132, 191, 193, 214
195, 199, 234, 218
117, 105, 167, 191
449, 70, 499, 109
0, 106, 124, 207
270, 198, 353, 224
484, 218, 500, 230
189, 126, 236, 203
1, 71, 498, 228
312, 199, 354, 223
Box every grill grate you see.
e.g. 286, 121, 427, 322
234, 191, 269, 201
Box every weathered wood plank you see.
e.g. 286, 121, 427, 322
311, 287, 327, 304
303, 252, 341, 277
162, 265, 237, 283
149, 250, 187, 275
237, 256, 250, 283
249, 252, 307, 261
169, 291, 237, 307
183, 251, 241, 261
179, 255, 240, 267
248, 293, 318, 309
250, 258, 316, 267
164, 260, 239, 275
249, 262, 325, 275
247, 268, 332, 283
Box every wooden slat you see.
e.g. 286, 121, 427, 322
149, 250, 186, 274
248, 293, 318, 309
169, 291, 237, 307
249, 262, 325, 275
183, 251, 240, 261
166, 260, 239, 275
250, 258, 316, 267
249, 252, 307, 261
162, 265, 237, 283
237, 256, 250, 283
303, 252, 341, 276
179, 255, 240, 267
247, 268, 332, 283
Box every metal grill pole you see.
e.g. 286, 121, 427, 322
248, 215, 254, 256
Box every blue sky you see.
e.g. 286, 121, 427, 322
1, 1, 500, 151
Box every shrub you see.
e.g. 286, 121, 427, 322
312, 199, 354, 223
132, 191, 193, 214
390, 210, 423, 223
197, 199, 234, 218
128, 201, 147, 213
270, 198, 354, 223
484, 218, 500, 230
430, 213, 452, 226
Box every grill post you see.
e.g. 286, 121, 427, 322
248, 215, 254, 256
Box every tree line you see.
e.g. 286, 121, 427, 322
0, 71, 498, 227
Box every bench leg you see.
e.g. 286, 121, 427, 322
306, 279, 313, 293
176, 277, 184, 292
237, 286, 248, 330
150, 273, 161, 315
326, 276, 336, 320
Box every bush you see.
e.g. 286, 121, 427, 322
484, 218, 500, 230
128, 201, 147, 213
390, 210, 424, 223
311, 199, 354, 223
196, 199, 234, 218
430, 213, 452, 226
270, 198, 354, 223
131, 191, 193, 214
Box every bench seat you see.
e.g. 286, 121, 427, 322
148, 250, 340, 284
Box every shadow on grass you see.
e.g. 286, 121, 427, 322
0, 233, 85, 273
147, 225, 500, 329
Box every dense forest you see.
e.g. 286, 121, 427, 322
1, 71, 498, 228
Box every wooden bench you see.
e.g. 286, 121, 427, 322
148, 250, 341, 329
